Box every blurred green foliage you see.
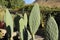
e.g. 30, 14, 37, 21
10, 0, 25, 9
0, 0, 25, 9
0, 0, 8, 7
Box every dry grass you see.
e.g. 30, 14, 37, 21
36, 1, 60, 8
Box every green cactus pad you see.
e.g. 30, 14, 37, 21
29, 3, 40, 35
45, 16, 59, 40
19, 18, 24, 40
4, 9, 13, 37
24, 13, 27, 27
19, 18, 24, 32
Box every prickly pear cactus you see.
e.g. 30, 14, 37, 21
19, 18, 24, 40
4, 9, 13, 40
45, 16, 58, 40
24, 13, 27, 27
29, 3, 40, 35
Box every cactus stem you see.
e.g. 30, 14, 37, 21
31, 34, 35, 40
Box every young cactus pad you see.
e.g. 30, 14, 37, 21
4, 9, 13, 37
29, 3, 40, 35
45, 16, 58, 40
24, 13, 27, 27
19, 18, 24, 40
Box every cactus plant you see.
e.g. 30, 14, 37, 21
4, 9, 13, 40
19, 13, 28, 40
24, 13, 27, 27
19, 18, 24, 40
45, 16, 59, 40
29, 3, 40, 40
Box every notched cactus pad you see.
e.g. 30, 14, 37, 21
19, 18, 24, 40
45, 16, 58, 40
29, 3, 40, 35
19, 18, 24, 32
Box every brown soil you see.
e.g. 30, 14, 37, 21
35, 35, 44, 40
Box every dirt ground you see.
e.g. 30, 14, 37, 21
35, 35, 44, 40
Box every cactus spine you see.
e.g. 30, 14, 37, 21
29, 3, 40, 40
45, 16, 59, 40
